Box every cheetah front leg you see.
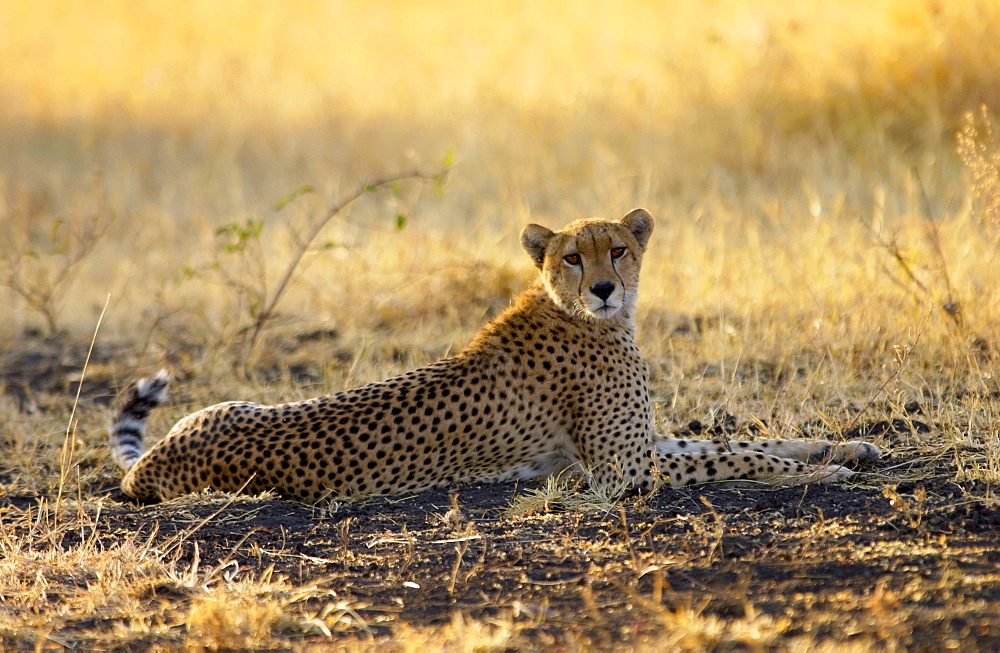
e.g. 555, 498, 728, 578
654, 435, 881, 465
656, 450, 854, 487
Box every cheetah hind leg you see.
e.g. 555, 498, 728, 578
653, 436, 881, 465
653, 435, 880, 487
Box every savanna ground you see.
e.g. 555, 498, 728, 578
2, 0, 1000, 649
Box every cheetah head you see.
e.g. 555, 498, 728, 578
520, 208, 653, 322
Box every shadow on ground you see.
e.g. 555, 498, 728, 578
8, 455, 987, 649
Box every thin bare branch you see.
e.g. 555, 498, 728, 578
245, 168, 448, 355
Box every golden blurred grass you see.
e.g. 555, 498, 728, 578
0, 0, 997, 349
2, 0, 1000, 647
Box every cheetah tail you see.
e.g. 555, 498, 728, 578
109, 369, 171, 470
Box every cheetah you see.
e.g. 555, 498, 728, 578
110, 209, 880, 503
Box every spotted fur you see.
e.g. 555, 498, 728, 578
109, 209, 879, 503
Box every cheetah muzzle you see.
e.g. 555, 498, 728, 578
110, 209, 881, 503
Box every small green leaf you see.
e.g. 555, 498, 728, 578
274, 185, 315, 211
443, 148, 456, 167
246, 218, 264, 239
322, 241, 340, 249
364, 184, 378, 193
174, 266, 199, 284
396, 214, 407, 230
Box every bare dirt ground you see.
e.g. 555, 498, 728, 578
6, 456, 1000, 649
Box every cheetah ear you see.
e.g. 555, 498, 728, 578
620, 208, 653, 251
520, 224, 555, 269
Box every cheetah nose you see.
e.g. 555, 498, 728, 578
590, 281, 615, 301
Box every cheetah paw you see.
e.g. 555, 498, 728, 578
805, 464, 855, 484
829, 441, 882, 464
777, 464, 855, 486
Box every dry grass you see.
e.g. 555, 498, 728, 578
1, 0, 1000, 648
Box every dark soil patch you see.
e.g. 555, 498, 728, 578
5, 454, 988, 649
0, 331, 123, 408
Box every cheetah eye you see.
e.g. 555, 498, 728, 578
563, 253, 581, 265
610, 247, 626, 260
